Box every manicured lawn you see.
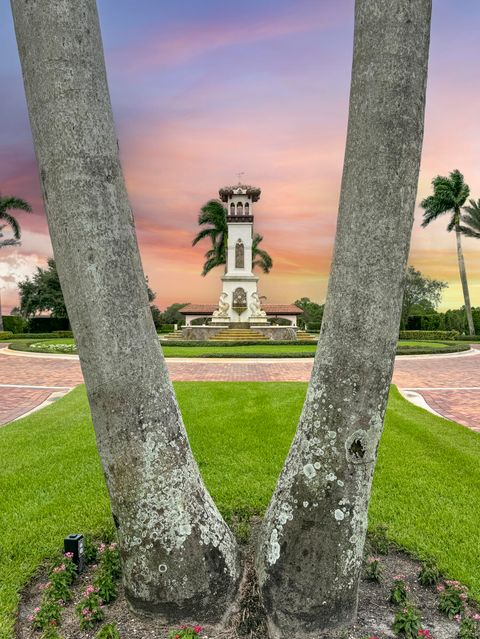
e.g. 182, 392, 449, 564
8, 338, 468, 357
1, 383, 480, 637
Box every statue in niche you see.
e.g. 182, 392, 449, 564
235, 239, 244, 269
232, 287, 247, 311
249, 292, 267, 317
213, 292, 230, 318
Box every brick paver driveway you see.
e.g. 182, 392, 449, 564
1, 344, 479, 430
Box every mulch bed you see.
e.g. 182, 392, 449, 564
16, 539, 474, 639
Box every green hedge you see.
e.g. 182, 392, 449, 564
1, 333, 72, 341
1, 316, 26, 333
399, 330, 459, 341
51, 330, 73, 338
306, 323, 322, 332
160, 339, 318, 347
0, 331, 13, 340
27, 317, 70, 333
455, 335, 480, 342
156, 324, 175, 334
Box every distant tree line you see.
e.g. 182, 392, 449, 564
7, 259, 478, 336
12, 258, 186, 330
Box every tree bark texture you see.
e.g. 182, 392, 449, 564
455, 226, 475, 335
256, 2, 432, 637
11, 0, 239, 624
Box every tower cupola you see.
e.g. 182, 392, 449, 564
219, 183, 261, 223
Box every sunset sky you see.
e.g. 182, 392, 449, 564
0, 0, 479, 314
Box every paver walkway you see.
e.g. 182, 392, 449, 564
1, 345, 479, 430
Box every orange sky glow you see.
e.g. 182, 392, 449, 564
0, 1, 478, 314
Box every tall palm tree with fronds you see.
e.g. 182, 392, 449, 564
0, 194, 32, 330
192, 199, 273, 275
421, 170, 475, 335
460, 199, 480, 240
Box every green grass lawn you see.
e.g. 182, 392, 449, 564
8, 338, 469, 357
1, 383, 480, 637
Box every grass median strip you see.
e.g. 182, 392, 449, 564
7, 338, 470, 357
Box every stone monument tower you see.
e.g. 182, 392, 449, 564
211, 183, 268, 325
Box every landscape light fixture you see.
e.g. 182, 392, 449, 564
64, 533, 85, 573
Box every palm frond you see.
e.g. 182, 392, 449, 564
201, 258, 222, 277
0, 197, 32, 214
192, 227, 218, 246
0, 238, 20, 248
457, 224, 480, 240
0, 211, 21, 239
251, 233, 273, 273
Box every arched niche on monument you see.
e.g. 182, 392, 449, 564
230, 202, 235, 215
235, 239, 245, 268
237, 202, 243, 215
245, 202, 250, 214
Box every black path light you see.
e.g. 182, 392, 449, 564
64, 533, 85, 573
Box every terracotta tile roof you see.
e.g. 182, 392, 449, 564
263, 305, 302, 315
181, 304, 217, 314
181, 303, 302, 315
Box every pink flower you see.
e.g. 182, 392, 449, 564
454, 614, 461, 622
460, 593, 468, 600
98, 543, 106, 553
109, 542, 117, 550
472, 613, 480, 621
64, 551, 74, 559
436, 584, 445, 592
194, 626, 203, 634
27, 615, 34, 622
34, 607, 40, 613
418, 630, 431, 638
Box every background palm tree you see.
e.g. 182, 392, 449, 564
0, 194, 31, 247
421, 170, 475, 335
0, 194, 32, 330
192, 199, 273, 275
460, 198, 480, 239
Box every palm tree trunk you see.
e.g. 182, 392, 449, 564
11, 0, 239, 624
455, 225, 475, 335
256, 1, 432, 637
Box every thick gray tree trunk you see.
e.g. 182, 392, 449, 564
256, 2, 431, 637
455, 226, 475, 335
11, 0, 239, 624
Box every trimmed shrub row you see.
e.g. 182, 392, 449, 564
1, 331, 74, 340
399, 330, 459, 341
27, 317, 70, 333
160, 339, 318, 347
